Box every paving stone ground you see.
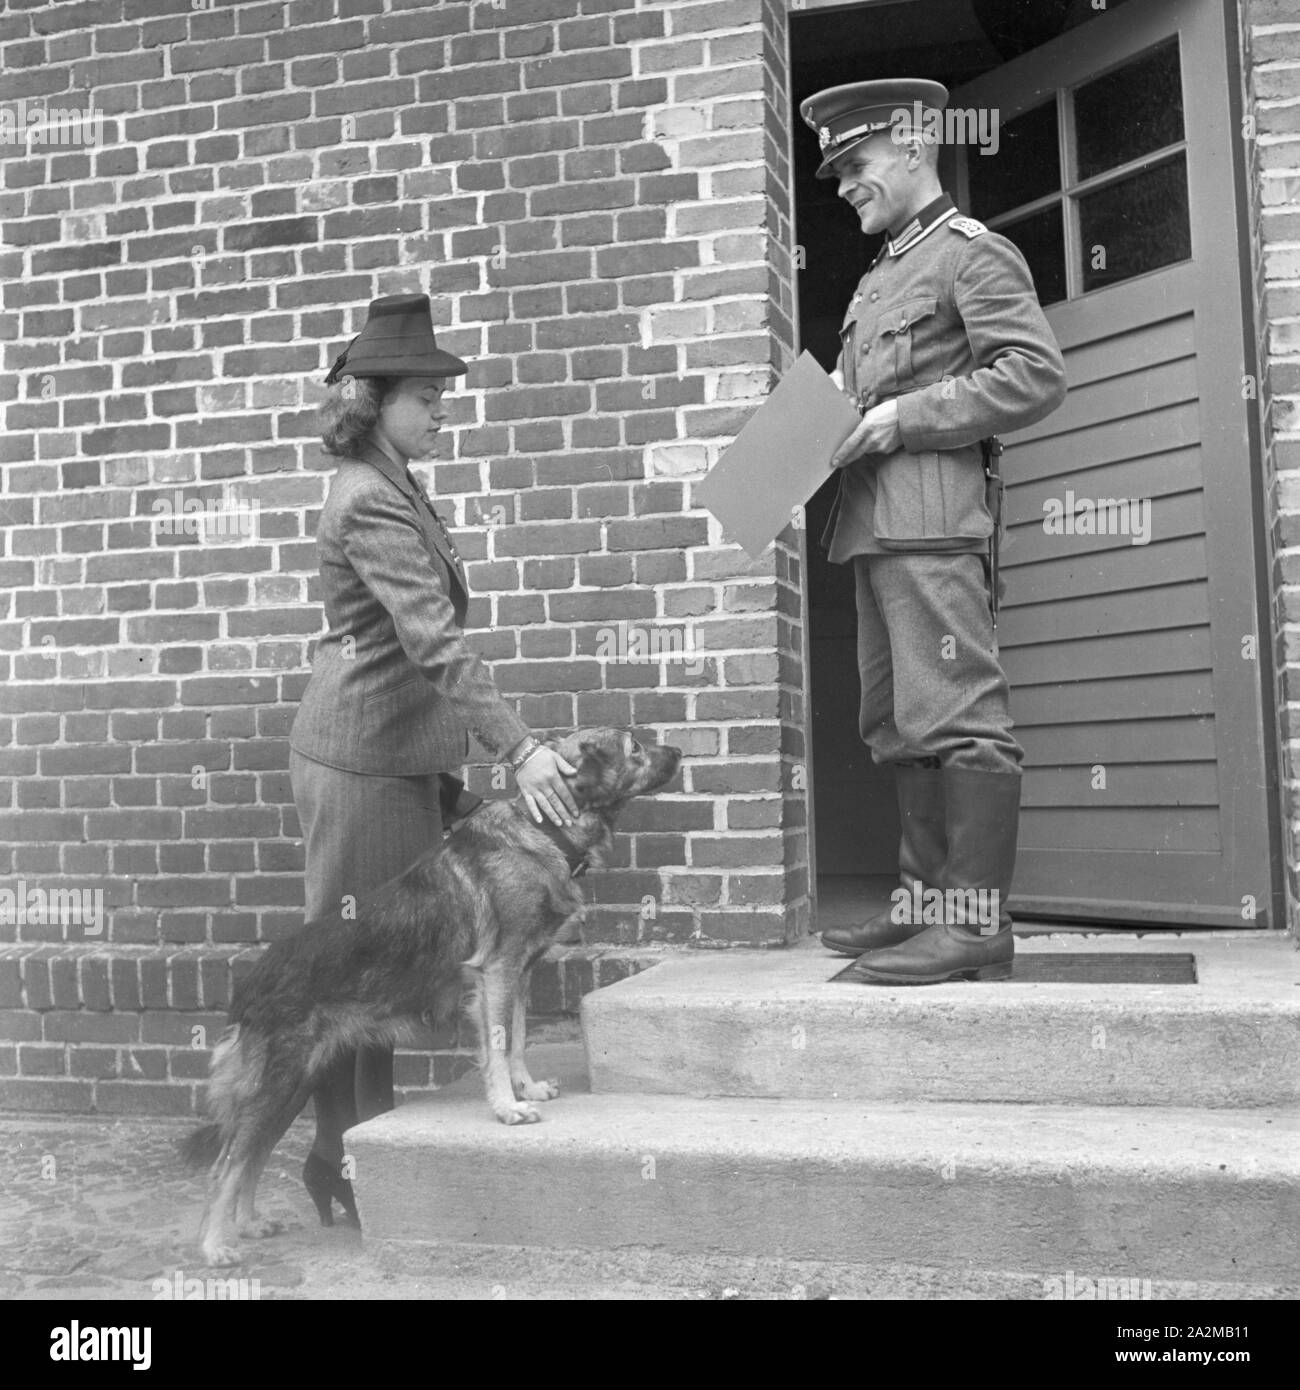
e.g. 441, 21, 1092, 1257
0, 1111, 585, 1302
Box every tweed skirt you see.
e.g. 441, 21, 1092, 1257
289, 749, 444, 923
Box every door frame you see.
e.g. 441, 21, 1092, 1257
1223, 0, 1287, 933
947, 0, 1276, 925
788, 0, 1283, 928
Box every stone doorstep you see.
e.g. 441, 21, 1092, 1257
367, 1242, 1297, 1302
581, 933, 1300, 1108
348, 1043, 1300, 1289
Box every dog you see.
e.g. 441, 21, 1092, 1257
180, 727, 681, 1266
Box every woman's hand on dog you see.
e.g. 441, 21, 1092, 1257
516, 747, 581, 825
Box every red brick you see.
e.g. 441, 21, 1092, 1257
524, 50, 631, 88
70, 1046, 118, 1079
170, 37, 267, 73
168, 1048, 212, 1080
0, 1010, 43, 1041
18, 1044, 66, 1076
94, 1081, 193, 1116
423, 62, 521, 100
82, 955, 112, 1011
43, 1011, 140, 1043
693, 909, 788, 944
140, 1009, 226, 1045
109, 958, 141, 1010
0, 958, 22, 1007
0, 813, 84, 843
36, 746, 129, 779
121, 1048, 169, 1081
531, 180, 636, 214
0, 1078, 95, 1112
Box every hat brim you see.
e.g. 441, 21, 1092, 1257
341, 348, 469, 378
815, 127, 894, 180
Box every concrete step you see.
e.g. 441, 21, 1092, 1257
347, 1045, 1300, 1289
582, 934, 1300, 1108
364, 1241, 1294, 1301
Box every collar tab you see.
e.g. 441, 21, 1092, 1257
886, 194, 957, 257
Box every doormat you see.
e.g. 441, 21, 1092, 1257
1012, 952, 1197, 984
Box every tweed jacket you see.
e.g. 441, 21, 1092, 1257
290, 442, 530, 776
823, 194, 1067, 561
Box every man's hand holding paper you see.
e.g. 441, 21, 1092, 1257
830, 398, 902, 469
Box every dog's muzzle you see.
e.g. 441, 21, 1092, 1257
644, 745, 682, 789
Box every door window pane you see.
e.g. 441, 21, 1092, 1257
999, 204, 1067, 306
1078, 153, 1190, 292
1074, 40, 1184, 181
967, 100, 1060, 222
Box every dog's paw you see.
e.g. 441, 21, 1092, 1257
517, 1078, 560, 1102
495, 1100, 541, 1125
203, 1244, 244, 1268
238, 1216, 284, 1240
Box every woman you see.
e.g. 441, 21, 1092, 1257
288, 293, 579, 1225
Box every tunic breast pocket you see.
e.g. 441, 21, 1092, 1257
878, 296, 940, 390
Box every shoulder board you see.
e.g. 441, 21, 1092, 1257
948, 216, 987, 239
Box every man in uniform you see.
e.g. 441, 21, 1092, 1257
802, 79, 1067, 984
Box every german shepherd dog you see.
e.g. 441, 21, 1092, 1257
181, 727, 681, 1266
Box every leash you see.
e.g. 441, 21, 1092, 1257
437, 773, 483, 825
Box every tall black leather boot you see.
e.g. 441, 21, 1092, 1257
309, 1052, 356, 1165
833, 768, 1019, 984
821, 764, 947, 956
304, 1051, 362, 1227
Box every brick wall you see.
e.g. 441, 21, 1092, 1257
0, 940, 667, 1114
0, 0, 808, 1112
1239, 0, 1300, 934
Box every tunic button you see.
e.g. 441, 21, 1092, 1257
870, 292, 879, 301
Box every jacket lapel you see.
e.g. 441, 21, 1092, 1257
355, 442, 469, 600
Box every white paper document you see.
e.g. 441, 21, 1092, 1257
695, 351, 861, 559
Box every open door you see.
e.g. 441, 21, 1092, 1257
951, 0, 1274, 925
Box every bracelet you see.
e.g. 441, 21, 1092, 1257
506, 736, 540, 772
514, 743, 545, 774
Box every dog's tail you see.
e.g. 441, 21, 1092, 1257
178, 1022, 267, 1171
179, 1122, 223, 1170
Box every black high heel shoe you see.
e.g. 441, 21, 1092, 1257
302, 1152, 361, 1229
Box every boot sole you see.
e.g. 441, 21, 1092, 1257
834, 960, 1014, 985
819, 933, 929, 958
820, 939, 868, 958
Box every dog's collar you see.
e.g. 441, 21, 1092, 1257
512, 802, 590, 878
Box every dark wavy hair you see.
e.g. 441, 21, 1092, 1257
318, 375, 397, 457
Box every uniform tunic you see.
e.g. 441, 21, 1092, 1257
823, 194, 1067, 773
823, 193, 1066, 561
